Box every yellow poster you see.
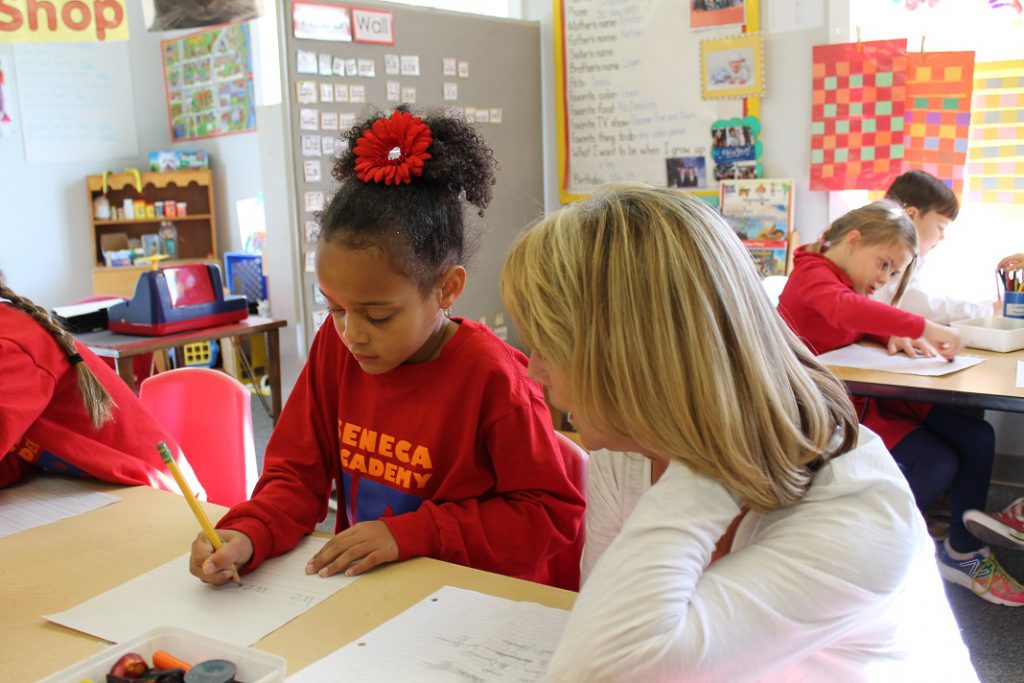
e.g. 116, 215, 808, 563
0, 0, 129, 43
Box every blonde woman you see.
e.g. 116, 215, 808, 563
501, 184, 977, 682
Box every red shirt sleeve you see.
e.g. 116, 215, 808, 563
216, 325, 340, 572
800, 265, 925, 341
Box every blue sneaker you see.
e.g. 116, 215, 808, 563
937, 542, 1024, 607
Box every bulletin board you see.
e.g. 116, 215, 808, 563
555, 0, 756, 203
279, 0, 544, 347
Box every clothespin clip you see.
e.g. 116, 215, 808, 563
920, 35, 926, 54
856, 26, 862, 53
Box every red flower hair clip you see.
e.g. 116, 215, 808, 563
353, 110, 433, 185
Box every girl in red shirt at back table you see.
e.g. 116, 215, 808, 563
778, 200, 1024, 607
0, 272, 201, 494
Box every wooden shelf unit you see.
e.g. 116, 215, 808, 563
86, 169, 218, 297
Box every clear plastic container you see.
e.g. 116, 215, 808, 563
158, 220, 179, 259
37, 626, 286, 683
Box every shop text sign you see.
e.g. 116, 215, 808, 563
0, 0, 128, 43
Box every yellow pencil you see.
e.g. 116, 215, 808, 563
157, 441, 242, 586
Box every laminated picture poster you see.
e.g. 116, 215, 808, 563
719, 178, 794, 277
161, 23, 256, 141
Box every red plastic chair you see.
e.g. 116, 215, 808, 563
547, 431, 589, 591
139, 368, 257, 506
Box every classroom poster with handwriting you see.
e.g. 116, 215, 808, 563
555, 0, 743, 200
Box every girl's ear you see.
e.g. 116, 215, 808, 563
436, 265, 467, 309
904, 206, 920, 222
844, 229, 862, 249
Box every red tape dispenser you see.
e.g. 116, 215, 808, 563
107, 263, 248, 336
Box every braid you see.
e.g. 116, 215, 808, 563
0, 279, 116, 428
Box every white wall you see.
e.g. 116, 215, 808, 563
0, 1, 268, 309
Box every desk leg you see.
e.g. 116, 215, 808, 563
115, 357, 136, 392
267, 328, 282, 424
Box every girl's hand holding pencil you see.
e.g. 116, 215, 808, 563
189, 528, 254, 586
998, 253, 1024, 272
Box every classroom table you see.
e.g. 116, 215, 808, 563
1, 482, 576, 682
76, 316, 288, 423
828, 346, 1024, 413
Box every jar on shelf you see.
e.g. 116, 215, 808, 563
158, 220, 179, 259
93, 194, 111, 220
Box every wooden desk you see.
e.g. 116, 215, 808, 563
1, 483, 576, 682
76, 316, 288, 422
829, 346, 1024, 413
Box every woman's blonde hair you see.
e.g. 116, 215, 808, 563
501, 183, 857, 510
0, 273, 115, 428
813, 199, 919, 304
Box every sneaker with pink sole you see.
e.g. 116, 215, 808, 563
963, 498, 1024, 550
937, 542, 1024, 607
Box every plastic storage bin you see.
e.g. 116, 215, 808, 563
951, 316, 1024, 353
224, 251, 267, 303
38, 626, 285, 683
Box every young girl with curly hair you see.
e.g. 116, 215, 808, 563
189, 107, 584, 587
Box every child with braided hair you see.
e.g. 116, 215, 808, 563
189, 107, 584, 588
0, 272, 202, 493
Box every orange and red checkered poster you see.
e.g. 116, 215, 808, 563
903, 52, 975, 197
965, 60, 1024, 205
810, 40, 907, 191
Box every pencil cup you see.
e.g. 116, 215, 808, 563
1005, 291, 1024, 319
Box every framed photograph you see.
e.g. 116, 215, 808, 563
719, 178, 795, 277
690, 0, 744, 30
700, 33, 765, 100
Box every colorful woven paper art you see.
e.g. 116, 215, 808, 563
965, 60, 1024, 205
903, 51, 975, 197
810, 39, 908, 190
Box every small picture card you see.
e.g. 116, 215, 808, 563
464, 106, 476, 122
345, 58, 358, 77
443, 82, 458, 101
303, 159, 322, 183
320, 111, 339, 130
296, 81, 318, 104
442, 57, 457, 76
293, 0, 352, 42
312, 308, 330, 328
335, 137, 349, 153
301, 135, 321, 156
386, 80, 401, 102
312, 283, 326, 304
305, 221, 321, 243
305, 190, 325, 213
401, 86, 416, 104
299, 108, 319, 130
475, 109, 489, 123
318, 53, 333, 76
305, 251, 317, 273
339, 112, 356, 130
296, 50, 318, 74
332, 56, 345, 76
352, 7, 395, 44
490, 108, 502, 124
350, 84, 366, 103
334, 83, 349, 102
400, 54, 420, 76
384, 54, 400, 75
321, 136, 337, 156
458, 60, 469, 78
357, 58, 376, 78
319, 82, 334, 103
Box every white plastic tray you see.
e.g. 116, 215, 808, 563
38, 626, 286, 683
951, 316, 1024, 353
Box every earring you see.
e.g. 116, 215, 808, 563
445, 307, 453, 318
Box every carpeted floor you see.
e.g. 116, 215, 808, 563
251, 404, 1024, 681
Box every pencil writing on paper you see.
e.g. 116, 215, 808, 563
156, 441, 242, 586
